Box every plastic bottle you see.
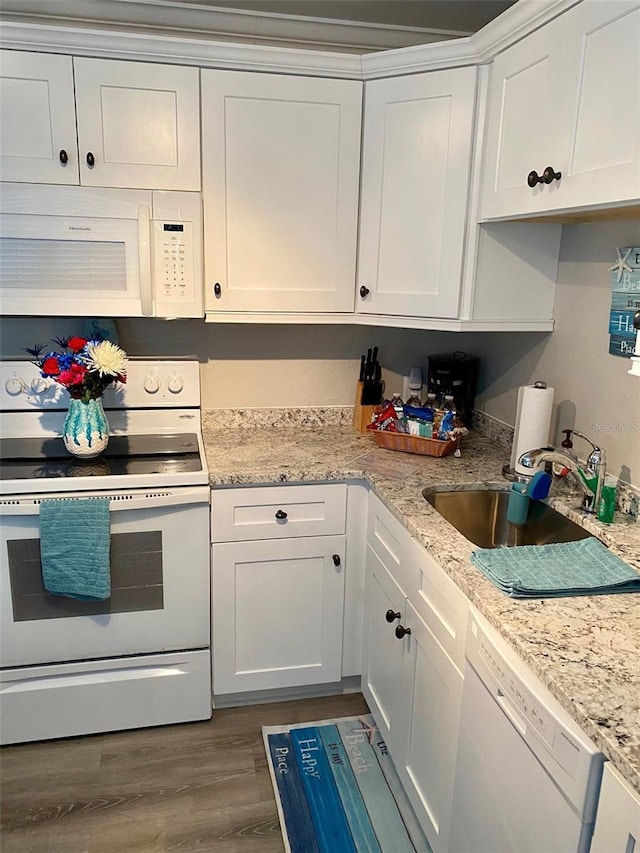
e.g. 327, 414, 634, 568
390, 392, 404, 419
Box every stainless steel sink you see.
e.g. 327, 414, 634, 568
423, 487, 592, 549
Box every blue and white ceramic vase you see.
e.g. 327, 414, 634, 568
62, 398, 109, 459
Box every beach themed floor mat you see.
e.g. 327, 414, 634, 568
262, 713, 432, 853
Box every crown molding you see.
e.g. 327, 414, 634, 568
0, 0, 468, 53
0, 21, 364, 76
0, 1, 585, 79
470, 0, 581, 61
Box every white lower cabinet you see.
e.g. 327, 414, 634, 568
591, 763, 640, 853
210, 482, 358, 697
362, 492, 467, 853
397, 600, 464, 853
212, 535, 346, 695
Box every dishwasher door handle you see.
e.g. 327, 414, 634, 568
496, 688, 527, 737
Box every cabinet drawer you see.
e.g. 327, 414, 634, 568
407, 536, 468, 672
211, 483, 347, 543
367, 492, 416, 595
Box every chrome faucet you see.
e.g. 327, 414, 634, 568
518, 430, 606, 514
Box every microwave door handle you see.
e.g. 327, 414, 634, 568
137, 203, 154, 317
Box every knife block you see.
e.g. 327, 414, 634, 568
353, 381, 378, 433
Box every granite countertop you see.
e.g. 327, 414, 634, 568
202, 415, 640, 794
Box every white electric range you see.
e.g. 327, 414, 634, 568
0, 358, 212, 744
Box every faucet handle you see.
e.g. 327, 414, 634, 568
571, 429, 602, 454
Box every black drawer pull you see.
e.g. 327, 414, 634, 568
395, 624, 411, 639
213, 282, 222, 297
86, 151, 95, 167
527, 166, 561, 187
275, 509, 287, 520
59, 149, 68, 165
385, 609, 401, 623
332, 554, 341, 566
359, 285, 370, 298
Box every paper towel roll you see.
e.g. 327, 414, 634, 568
510, 382, 554, 475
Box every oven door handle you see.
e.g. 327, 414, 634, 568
0, 487, 210, 515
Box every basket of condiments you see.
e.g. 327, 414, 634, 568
366, 395, 466, 457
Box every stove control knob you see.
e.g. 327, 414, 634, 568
143, 375, 160, 394
31, 377, 50, 393
5, 377, 24, 395
167, 375, 184, 394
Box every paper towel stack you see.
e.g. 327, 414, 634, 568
510, 382, 554, 475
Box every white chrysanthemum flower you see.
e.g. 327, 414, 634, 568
85, 341, 128, 377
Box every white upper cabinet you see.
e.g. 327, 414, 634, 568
202, 70, 361, 314
0, 51, 77, 184
0, 51, 201, 190
480, 1, 640, 220
357, 68, 477, 319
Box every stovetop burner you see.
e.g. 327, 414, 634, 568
0, 433, 202, 480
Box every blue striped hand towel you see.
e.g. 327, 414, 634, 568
40, 498, 111, 600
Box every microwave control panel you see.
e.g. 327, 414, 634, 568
152, 221, 195, 302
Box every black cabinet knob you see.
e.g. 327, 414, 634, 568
359, 285, 370, 298
528, 166, 561, 187
395, 624, 411, 639
86, 152, 95, 168
332, 554, 341, 566
275, 509, 287, 520
542, 165, 562, 184
59, 149, 68, 165
385, 609, 401, 623
213, 282, 222, 297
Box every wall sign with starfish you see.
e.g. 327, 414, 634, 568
609, 246, 640, 358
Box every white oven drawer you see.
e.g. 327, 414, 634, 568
211, 483, 347, 543
0, 650, 211, 744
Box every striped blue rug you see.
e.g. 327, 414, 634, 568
263, 713, 432, 853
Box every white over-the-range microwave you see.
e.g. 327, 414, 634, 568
0, 182, 203, 318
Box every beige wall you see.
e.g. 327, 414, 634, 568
2, 219, 638, 484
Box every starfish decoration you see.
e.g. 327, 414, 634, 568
609, 247, 633, 283
356, 717, 379, 744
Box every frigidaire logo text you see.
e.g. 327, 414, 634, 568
68, 226, 91, 231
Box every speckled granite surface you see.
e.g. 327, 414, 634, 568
202, 416, 640, 794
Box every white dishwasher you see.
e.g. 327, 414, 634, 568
450, 608, 604, 853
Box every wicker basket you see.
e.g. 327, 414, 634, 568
370, 430, 459, 457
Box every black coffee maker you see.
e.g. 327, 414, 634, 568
427, 352, 478, 429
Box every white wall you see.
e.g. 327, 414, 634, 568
2, 220, 638, 484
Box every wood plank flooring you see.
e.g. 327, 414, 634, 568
1, 692, 369, 853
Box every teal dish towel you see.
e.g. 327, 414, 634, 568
471, 537, 640, 599
40, 498, 111, 600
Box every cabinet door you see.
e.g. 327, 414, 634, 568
211, 535, 345, 695
357, 67, 476, 319
396, 602, 463, 853
0, 50, 79, 184
73, 58, 200, 190
479, 14, 571, 220
202, 70, 361, 313
361, 544, 407, 754
559, 0, 640, 210
591, 763, 640, 853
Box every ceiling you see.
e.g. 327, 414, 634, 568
170, 1, 518, 34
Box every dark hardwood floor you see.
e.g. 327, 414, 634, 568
1, 692, 370, 852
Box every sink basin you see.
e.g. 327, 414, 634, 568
423, 488, 592, 549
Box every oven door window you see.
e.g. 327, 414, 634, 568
8, 531, 164, 621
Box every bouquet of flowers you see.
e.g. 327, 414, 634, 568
26, 336, 128, 403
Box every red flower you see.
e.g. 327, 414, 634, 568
42, 357, 60, 376
68, 336, 88, 352
58, 364, 88, 387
